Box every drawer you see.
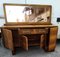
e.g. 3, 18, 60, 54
19, 29, 33, 34
34, 29, 48, 34
18, 28, 48, 34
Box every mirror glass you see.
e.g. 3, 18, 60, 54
4, 4, 51, 23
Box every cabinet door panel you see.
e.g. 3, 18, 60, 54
21, 36, 28, 51
48, 27, 58, 51
40, 35, 45, 48
2, 29, 13, 50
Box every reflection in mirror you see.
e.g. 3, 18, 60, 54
4, 4, 51, 23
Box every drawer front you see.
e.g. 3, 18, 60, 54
35, 29, 48, 34
19, 29, 33, 34
19, 28, 48, 34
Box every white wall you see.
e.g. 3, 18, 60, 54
0, 0, 60, 38
0, 19, 5, 27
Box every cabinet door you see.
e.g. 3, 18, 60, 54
40, 35, 45, 48
21, 36, 28, 51
2, 29, 14, 50
48, 27, 58, 51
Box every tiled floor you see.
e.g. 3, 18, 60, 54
0, 43, 60, 57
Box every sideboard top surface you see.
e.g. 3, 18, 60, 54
0, 25, 58, 29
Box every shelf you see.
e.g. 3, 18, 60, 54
28, 39, 40, 46
29, 43, 40, 46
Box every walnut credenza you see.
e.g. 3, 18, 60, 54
0, 25, 58, 55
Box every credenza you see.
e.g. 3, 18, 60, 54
1, 4, 58, 55
0, 25, 58, 55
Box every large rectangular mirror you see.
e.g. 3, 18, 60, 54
3, 4, 52, 24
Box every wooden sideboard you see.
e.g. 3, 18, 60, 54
0, 25, 58, 55
1, 4, 58, 55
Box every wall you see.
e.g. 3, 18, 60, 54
0, 18, 5, 27
0, 0, 60, 38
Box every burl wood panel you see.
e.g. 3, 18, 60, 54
48, 27, 58, 51
2, 29, 14, 50
40, 34, 45, 48
21, 36, 28, 51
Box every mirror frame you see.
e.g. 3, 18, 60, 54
3, 3, 52, 25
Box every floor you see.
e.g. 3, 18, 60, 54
0, 41, 60, 57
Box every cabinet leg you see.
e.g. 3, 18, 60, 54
12, 49, 16, 55
44, 47, 55, 52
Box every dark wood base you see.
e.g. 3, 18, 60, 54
12, 50, 16, 55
